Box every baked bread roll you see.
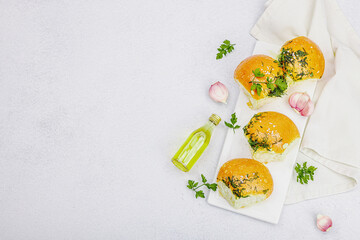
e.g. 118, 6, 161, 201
278, 36, 325, 83
243, 111, 300, 163
234, 55, 287, 109
217, 158, 273, 208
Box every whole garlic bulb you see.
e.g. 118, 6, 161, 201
288, 92, 314, 117
209, 81, 228, 104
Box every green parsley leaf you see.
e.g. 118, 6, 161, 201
224, 112, 241, 133
275, 77, 287, 91
267, 76, 288, 97
295, 162, 317, 184
230, 112, 237, 125
266, 77, 275, 91
249, 69, 265, 96
223, 40, 230, 45
195, 190, 205, 198
267, 83, 275, 91
256, 84, 262, 96
216, 40, 236, 60
216, 52, 223, 60
201, 174, 207, 183
250, 83, 262, 96
206, 183, 218, 191
211, 183, 218, 191
252, 68, 265, 78
187, 180, 194, 189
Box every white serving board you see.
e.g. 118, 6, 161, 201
207, 41, 317, 224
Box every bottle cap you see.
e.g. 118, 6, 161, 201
209, 114, 221, 126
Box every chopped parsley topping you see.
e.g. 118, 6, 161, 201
247, 136, 271, 152
221, 173, 262, 199
243, 113, 283, 152
243, 113, 271, 152
277, 47, 314, 81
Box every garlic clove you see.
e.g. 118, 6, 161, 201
301, 100, 314, 116
288, 92, 314, 117
209, 81, 229, 104
317, 214, 332, 232
294, 94, 309, 111
288, 92, 302, 107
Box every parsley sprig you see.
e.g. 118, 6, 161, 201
250, 68, 265, 96
224, 112, 241, 133
187, 174, 217, 199
216, 40, 235, 60
295, 162, 317, 184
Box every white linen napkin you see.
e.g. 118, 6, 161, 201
250, 0, 360, 204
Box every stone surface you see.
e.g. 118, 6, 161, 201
0, 0, 359, 239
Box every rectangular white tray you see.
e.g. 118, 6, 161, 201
207, 41, 317, 224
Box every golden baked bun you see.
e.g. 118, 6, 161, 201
234, 54, 288, 109
243, 111, 300, 163
279, 36, 325, 82
217, 158, 273, 208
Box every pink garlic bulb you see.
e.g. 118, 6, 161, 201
288, 92, 314, 117
317, 214, 332, 232
209, 81, 228, 104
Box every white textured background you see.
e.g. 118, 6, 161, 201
0, 0, 359, 239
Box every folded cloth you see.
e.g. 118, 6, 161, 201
250, 0, 360, 204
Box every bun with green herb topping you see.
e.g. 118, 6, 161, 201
234, 37, 324, 110
278, 36, 325, 83
234, 55, 287, 110
217, 158, 273, 208
243, 111, 300, 163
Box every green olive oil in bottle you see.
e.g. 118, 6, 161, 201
172, 114, 221, 172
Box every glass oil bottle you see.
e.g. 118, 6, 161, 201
172, 114, 221, 172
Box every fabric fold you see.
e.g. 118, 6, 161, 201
250, 0, 360, 203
